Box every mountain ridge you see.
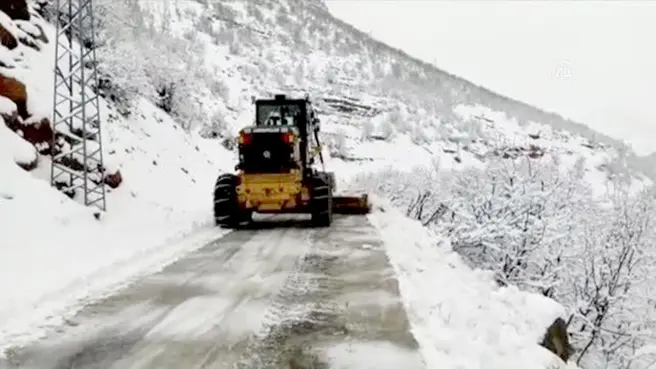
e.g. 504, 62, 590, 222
315, 2, 634, 152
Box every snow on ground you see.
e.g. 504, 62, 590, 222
0, 0, 648, 364
322, 341, 423, 369
0, 10, 237, 352
451, 104, 652, 197
367, 195, 577, 369
323, 99, 651, 201
123, 0, 652, 199
0, 98, 235, 352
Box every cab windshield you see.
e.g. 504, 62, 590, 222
256, 103, 302, 127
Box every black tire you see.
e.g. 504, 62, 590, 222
213, 173, 249, 228
310, 174, 333, 227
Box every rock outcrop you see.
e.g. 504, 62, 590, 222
540, 317, 575, 363
0, 74, 28, 119
0, 0, 123, 193
0, 23, 18, 49
0, 0, 30, 21
103, 170, 123, 189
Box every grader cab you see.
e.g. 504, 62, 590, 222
212, 94, 369, 228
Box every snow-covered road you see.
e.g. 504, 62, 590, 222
2, 215, 425, 369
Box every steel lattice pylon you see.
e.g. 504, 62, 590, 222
50, 0, 106, 211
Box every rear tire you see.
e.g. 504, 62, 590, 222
213, 173, 249, 228
310, 174, 333, 227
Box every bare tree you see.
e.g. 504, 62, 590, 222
569, 187, 656, 369
347, 158, 656, 369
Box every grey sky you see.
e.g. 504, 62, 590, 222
325, 0, 656, 155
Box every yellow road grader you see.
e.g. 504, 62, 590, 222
213, 94, 370, 228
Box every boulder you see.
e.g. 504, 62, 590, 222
18, 33, 39, 51
14, 143, 38, 171
1, 117, 38, 171
0, 74, 28, 118
4, 116, 53, 154
103, 170, 123, 189
540, 317, 574, 362
0, 0, 30, 21
0, 23, 18, 49
21, 22, 48, 44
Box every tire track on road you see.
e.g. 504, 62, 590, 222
2, 216, 425, 369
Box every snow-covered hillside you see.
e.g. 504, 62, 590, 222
79, 1, 655, 366
1, 0, 655, 368
84, 0, 653, 188
368, 196, 575, 369
0, 0, 235, 351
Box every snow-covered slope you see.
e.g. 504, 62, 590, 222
368, 196, 576, 369
1, 0, 654, 367
86, 0, 652, 190
0, 1, 234, 350
82, 0, 653, 365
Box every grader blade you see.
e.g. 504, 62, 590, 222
332, 194, 370, 215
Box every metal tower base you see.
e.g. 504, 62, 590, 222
50, 0, 106, 211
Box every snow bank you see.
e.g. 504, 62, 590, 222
0, 98, 235, 353
367, 195, 578, 369
0, 98, 237, 354
0, 7, 237, 353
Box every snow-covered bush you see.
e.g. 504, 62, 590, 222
442, 157, 590, 293
349, 157, 656, 369
89, 0, 208, 128
567, 187, 656, 369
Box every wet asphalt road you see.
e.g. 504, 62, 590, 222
1, 215, 425, 369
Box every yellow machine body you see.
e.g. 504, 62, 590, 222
235, 171, 370, 215
212, 94, 370, 229
236, 171, 312, 213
